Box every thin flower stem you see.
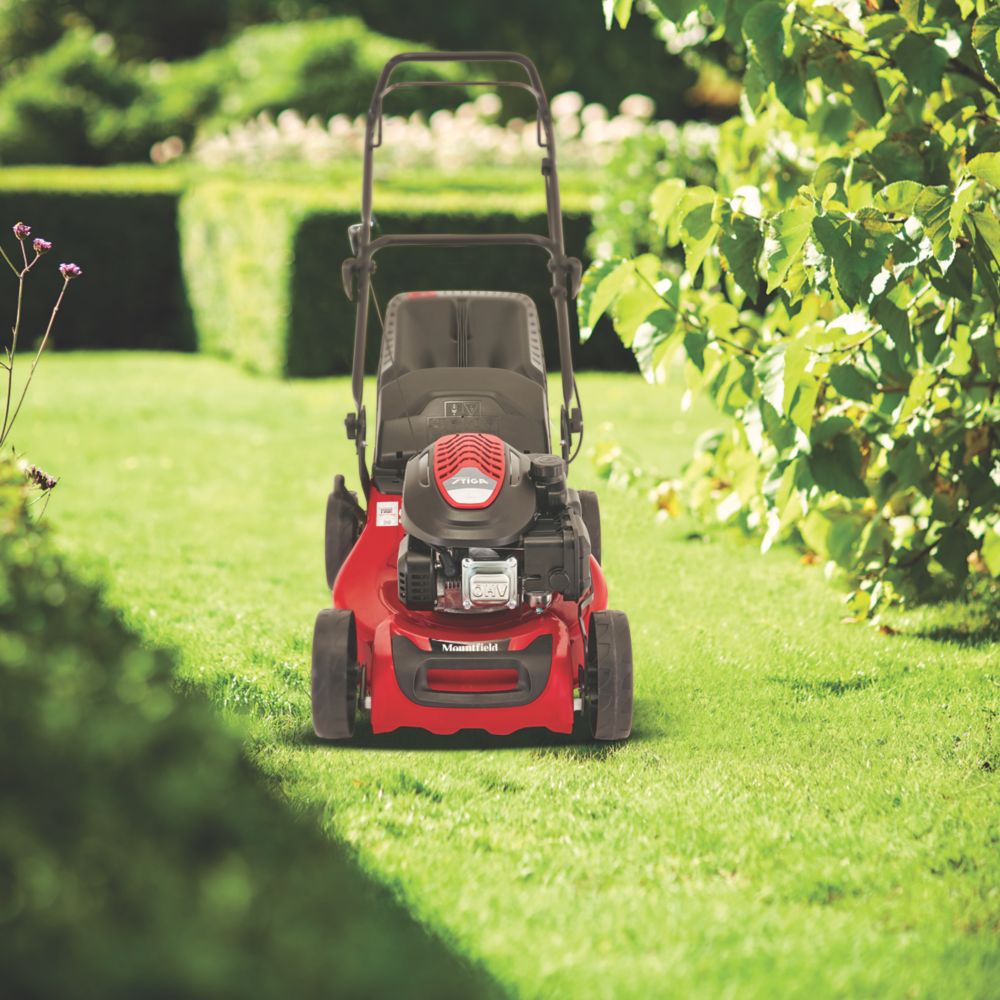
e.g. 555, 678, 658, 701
0, 244, 19, 277
1, 275, 25, 443
0, 278, 69, 448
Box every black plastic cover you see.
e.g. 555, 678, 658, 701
401, 440, 536, 548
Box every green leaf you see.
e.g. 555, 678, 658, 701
679, 198, 719, 278
935, 523, 975, 580
892, 32, 947, 94
808, 434, 868, 499
914, 187, 956, 268
811, 212, 894, 306
578, 258, 630, 342
950, 177, 978, 241
899, 0, 927, 29
742, 2, 785, 77
840, 60, 885, 126
968, 152, 1000, 188
872, 181, 925, 216
632, 308, 681, 379
811, 414, 853, 446
754, 341, 808, 417
650, 178, 687, 235
973, 9, 1000, 89
603, 0, 634, 30
971, 323, 1000, 377
983, 524, 1000, 576
762, 203, 816, 293
829, 363, 877, 402
612, 278, 672, 347
742, 1, 805, 117
719, 210, 763, 302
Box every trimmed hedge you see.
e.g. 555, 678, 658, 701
0, 167, 194, 352
0, 463, 504, 999
0, 165, 632, 373
180, 175, 634, 377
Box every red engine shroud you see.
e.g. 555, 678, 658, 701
332, 487, 607, 736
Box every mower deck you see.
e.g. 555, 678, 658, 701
334, 489, 608, 735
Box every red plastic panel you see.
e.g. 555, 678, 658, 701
433, 433, 506, 508
331, 485, 609, 736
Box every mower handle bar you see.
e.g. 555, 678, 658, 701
342, 52, 583, 492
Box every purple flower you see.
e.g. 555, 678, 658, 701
59, 262, 83, 280
26, 465, 58, 491
13, 221, 31, 240
33, 237, 52, 255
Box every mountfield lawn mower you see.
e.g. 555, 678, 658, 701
312, 52, 633, 742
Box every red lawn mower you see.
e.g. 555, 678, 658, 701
312, 52, 633, 742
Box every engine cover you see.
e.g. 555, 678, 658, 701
401, 432, 536, 548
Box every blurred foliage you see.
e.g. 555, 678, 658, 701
0, 460, 505, 999
0, 0, 228, 62
585, 0, 1000, 615
0, 175, 193, 352
0, 20, 468, 164
179, 176, 631, 376
0, 0, 698, 119
587, 119, 720, 260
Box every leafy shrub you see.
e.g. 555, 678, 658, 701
229, 0, 698, 122
180, 176, 633, 376
0, 0, 228, 63
0, 1, 699, 119
0, 20, 469, 165
0, 462, 504, 999
0, 168, 193, 351
585, 1, 1000, 613
0, 28, 139, 165
586, 118, 719, 260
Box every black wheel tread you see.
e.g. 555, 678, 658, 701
311, 608, 359, 740
587, 609, 633, 741
579, 489, 602, 565
325, 475, 363, 589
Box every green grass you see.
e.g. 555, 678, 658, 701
18, 353, 1000, 1000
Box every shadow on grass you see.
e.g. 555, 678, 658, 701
768, 673, 875, 698
291, 713, 654, 755
887, 585, 1000, 649
908, 619, 1000, 648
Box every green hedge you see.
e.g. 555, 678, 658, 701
180, 175, 633, 377
0, 167, 194, 351
0, 165, 631, 373
0, 463, 504, 999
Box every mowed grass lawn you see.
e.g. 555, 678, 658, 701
21, 353, 1000, 1000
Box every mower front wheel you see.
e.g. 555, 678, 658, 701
585, 609, 633, 741
311, 609, 360, 740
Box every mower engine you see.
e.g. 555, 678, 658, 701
397, 433, 591, 614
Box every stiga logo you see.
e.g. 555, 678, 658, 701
430, 638, 511, 653
441, 465, 498, 505
448, 474, 491, 486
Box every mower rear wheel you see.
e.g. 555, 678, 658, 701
585, 610, 633, 741
579, 489, 602, 564
311, 609, 360, 740
325, 474, 363, 590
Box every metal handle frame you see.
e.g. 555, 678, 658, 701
340, 51, 584, 492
